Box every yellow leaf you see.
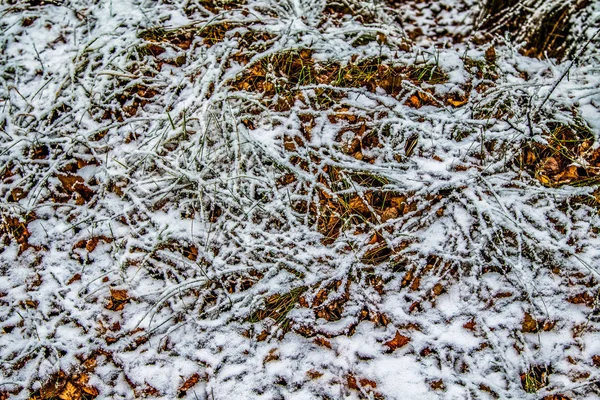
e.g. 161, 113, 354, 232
58, 382, 81, 400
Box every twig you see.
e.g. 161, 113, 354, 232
535, 27, 600, 114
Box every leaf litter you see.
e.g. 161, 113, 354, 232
1, 0, 600, 399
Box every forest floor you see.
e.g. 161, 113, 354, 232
1, 0, 600, 399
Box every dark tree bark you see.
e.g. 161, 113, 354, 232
476, 0, 591, 60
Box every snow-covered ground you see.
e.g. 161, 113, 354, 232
1, 0, 600, 398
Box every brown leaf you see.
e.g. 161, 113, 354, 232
110, 289, 128, 301
347, 196, 370, 215
184, 244, 198, 261
80, 385, 99, 397
313, 337, 332, 349
306, 369, 323, 379
178, 373, 200, 394
367, 232, 382, 245
430, 379, 445, 390
554, 165, 580, 183
522, 312, 539, 333
58, 382, 80, 400
359, 378, 377, 388
381, 207, 399, 222
263, 349, 279, 363
463, 319, 476, 331
542, 157, 560, 175
431, 283, 444, 297
86, 237, 101, 252
57, 174, 94, 201
542, 320, 556, 332
73, 240, 87, 249
134, 384, 160, 398
346, 375, 358, 390
82, 358, 97, 372
106, 289, 129, 311
567, 292, 595, 307
485, 46, 496, 64
385, 330, 410, 351
410, 275, 421, 291
10, 188, 27, 202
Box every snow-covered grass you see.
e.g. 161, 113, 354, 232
1, 0, 600, 399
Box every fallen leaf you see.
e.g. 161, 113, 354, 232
10, 188, 27, 202
110, 289, 128, 301
347, 196, 370, 214
401, 268, 414, 288
67, 273, 82, 284
57, 174, 94, 202
522, 312, 539, 333
346, 375, 358, 390
463, 319, 476, 331
58, 382, 80, 400
542, 320, 556, 331
178, 373, 200, 394
385, 330, 410, 351
431, 283, 444, 297
408, 94, 421, 108
542, 157, 560, 175
447, 96, 468, 107
554, 165, 579, 182
567, 292, 595, 307
410, 275, 420, 291
381, 207, 399, 222
80, 385, 99, 397
263, 349, 279, 363
485, 46, 496, 64
359, 378, 377, 388
430, 379, 445, 390
313, 337, 332, 349
106, 289, 129, 311
306, 369, 323, 379
86, 237, 101, 252
537, 174, 552, 186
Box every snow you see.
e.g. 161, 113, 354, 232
1, 0, 600, 399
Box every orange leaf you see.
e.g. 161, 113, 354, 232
346, 375, 358, 390
110, 289, 128, 301
408, 95, 421, 108
447, 97, 468, 107
178, 373, 200, 393
58, 382, 80, 400
385, 331, 410, 351
522, 312, 539, 333
359, 378, 377, 388
313, 337, 332, 349
106, 288, 129, 311
554, 165, 579, 182
567, 292, 595, 307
